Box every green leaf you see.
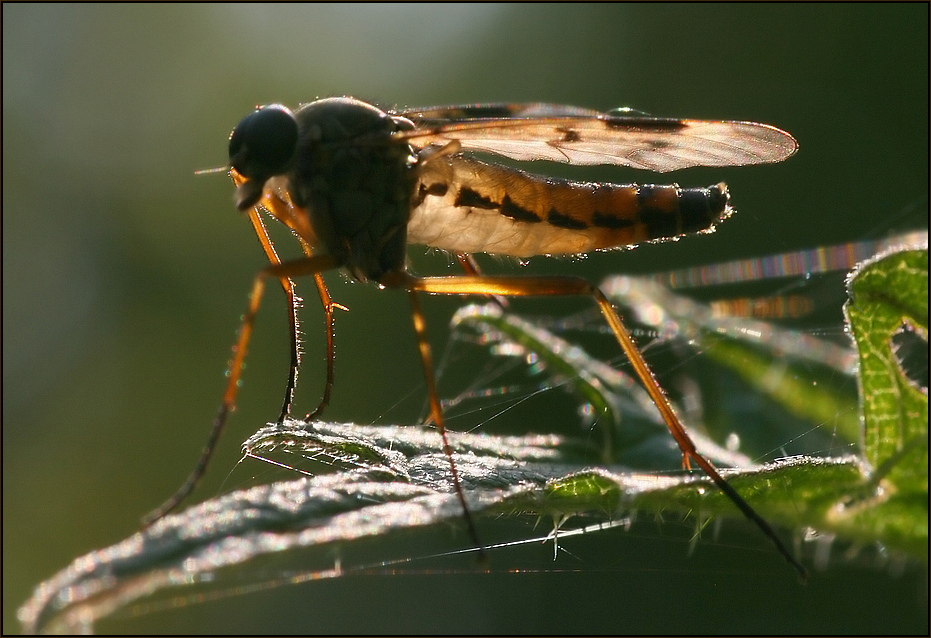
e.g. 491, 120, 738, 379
844, 248, 928, 494
16, 420, 862, 634
600, 276, 861, 445
19, 247, 929, 633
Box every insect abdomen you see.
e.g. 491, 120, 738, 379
409, 156, 731, 257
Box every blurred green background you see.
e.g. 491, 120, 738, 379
4, 4, 927, 633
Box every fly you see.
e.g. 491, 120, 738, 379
145, 97, 803, 578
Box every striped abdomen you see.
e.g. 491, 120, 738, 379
407, 156, 731, 257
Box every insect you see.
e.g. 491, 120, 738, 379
145, 97, 804, 577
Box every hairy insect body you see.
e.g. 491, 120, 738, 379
410, 155, 730, 257
252, 98, 734, 279
284, 99, 419, 282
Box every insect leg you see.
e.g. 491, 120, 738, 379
304, 266, 340, 421
142, 253, 342, 526
245, 208, 301, 422
382, 271, 806, 580
416, 139, 462, 166
407, 290, 484, 556
455, 253, 508, 308
246, 209, 341, 423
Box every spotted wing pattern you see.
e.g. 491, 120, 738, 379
395, 103, 797, 172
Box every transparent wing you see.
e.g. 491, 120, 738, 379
394, 104, 797, 173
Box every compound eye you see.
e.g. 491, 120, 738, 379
229, 104, 298, 180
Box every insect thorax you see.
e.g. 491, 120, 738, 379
288, 98, 418, 283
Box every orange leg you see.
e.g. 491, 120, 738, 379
299, 235, 343, 421
455, 252, 482, 277
455, 252, 508, 308
380, 271, 806, 579
246, 209, 340, 423
407, 289, 483, 554
143, 254, 341, 525
245, 208, 301, 421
